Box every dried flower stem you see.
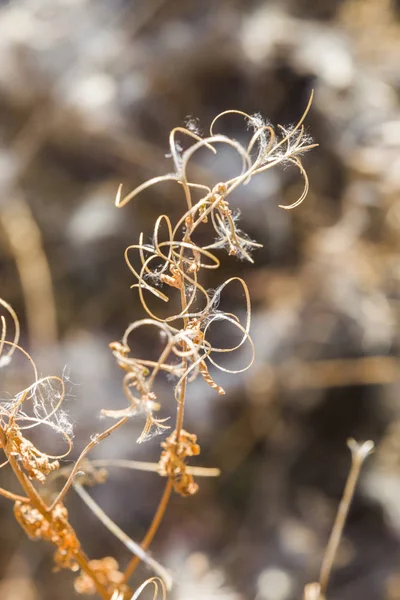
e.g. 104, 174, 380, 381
48, 416, 129, 511
110, 99, 316, 586
124, 235, 192, 582
318, 439, 374, 597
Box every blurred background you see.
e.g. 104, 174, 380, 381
0, 0, 399, 599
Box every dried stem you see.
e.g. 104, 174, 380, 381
74, 483, 173, 589
48, 417, 129, 511
123, 480, 173, 583
0, 196, 58, 350
0, 487, 29, 503
318, 439, 374, 597
90, 458, 220, 477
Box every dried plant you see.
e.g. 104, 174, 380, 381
0, 98, 316, 599
303, 439, 375, 600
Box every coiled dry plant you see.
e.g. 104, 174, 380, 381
0, 97, 372, 600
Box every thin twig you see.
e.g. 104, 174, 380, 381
318, 439, 374, 597
74, 482, 172, 590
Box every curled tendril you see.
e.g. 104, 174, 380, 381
109, 99, 315, 443
116, 93, 316, 212
0, 326, 74, 471
110, 577, 166, 600
0, 298, 21, 365
104, 274, 255, 439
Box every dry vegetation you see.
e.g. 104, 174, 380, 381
0, 1, 399, 599
0, 96, 379, 600
0, 101, 317, 599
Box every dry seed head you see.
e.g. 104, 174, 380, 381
347, 438, 375, 461
74, 557, 128, 596
158, 429, 201, 496
304, 582, 323, 600
14, 501, 80, 572
6, 424, 60, 483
